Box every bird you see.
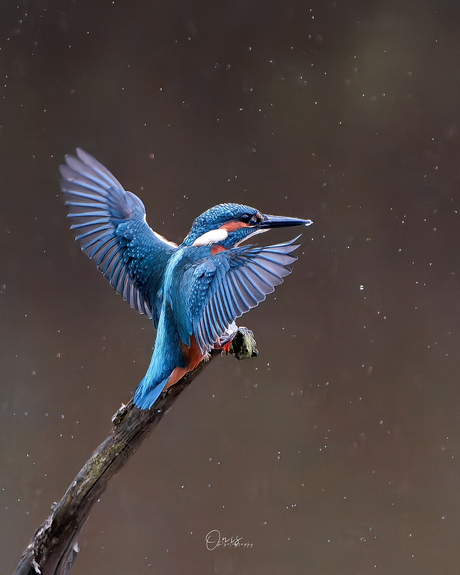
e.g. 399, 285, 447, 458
60, 148, 312, 410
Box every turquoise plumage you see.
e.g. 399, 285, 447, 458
60, 149, 312, 409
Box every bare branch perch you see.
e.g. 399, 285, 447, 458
13, 328, 257, 575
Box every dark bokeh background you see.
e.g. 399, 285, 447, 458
2, 1, 460, 573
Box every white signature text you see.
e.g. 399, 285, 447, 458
205, 529, 254, 551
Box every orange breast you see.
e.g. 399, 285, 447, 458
162, 335, 205, 391
211, 244, 226, 255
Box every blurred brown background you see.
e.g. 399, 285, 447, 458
2, 1, 460, 573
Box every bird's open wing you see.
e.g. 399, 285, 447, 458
60, 148, 177, 324
187, 238, 301, 353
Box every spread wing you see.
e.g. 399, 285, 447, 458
187, 238, 301, 353
60, 148, 177, 325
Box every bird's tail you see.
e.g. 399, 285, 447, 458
133, 308, 184, 410
133, 375, 169, 410
133, 341, 174, 410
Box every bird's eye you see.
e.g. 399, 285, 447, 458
241, 214, 251, 223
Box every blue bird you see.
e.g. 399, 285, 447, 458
60, 149, 312, 409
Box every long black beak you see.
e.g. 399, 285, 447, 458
259, 215, 313, 229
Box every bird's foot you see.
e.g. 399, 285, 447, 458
217, 340, 232, 355
215, 322, 239, 355
214, 324, 259, 360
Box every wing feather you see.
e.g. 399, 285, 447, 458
61, 148, 177, 325
189, 237, 302, 353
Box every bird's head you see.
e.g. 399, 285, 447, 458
182, 203, 312, 250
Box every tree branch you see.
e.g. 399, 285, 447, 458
13, 328, 258, 575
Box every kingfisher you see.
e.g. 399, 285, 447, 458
60, 148, 312, 409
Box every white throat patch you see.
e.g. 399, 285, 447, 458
192, 228, 228, 247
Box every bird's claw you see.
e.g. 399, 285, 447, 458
218, 340, 232, 355
215, 321, 239, 355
